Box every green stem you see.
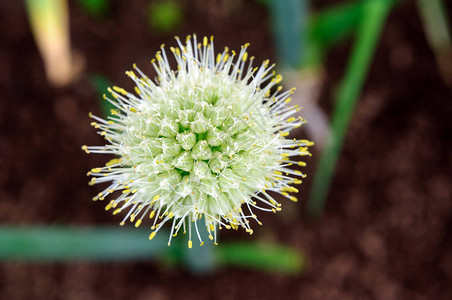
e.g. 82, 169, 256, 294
269, 0, 307, 68
216, 241, 304, 274
0, 226, 167, 261
306, 0, 394, 217
416, 0, 451, 49
0, 226, 305, 274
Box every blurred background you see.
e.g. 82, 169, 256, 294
0, 0, 451, 299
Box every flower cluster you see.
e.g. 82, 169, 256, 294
83, 35, 312, 247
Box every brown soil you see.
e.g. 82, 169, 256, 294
0, 0, 451, 299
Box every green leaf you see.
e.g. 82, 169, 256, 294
216, 241, 305, 274
269, 0, 307, 69
89, 74, 115, 118
76, 0, 110, 17
307, 0, 395, 217
0, 226, 167, 261
148, 1, 183, 34
0, 226, 305, 274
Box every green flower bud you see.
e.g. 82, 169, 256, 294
176, 131, 196, 150
172, 151, 194, 172
161, 137, 181, 158
191, 140, 212, 160
190, 114, 209, 134
206, 127, 225, 146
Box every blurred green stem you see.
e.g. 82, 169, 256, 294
269, 0, 307, 68
0, 226, 304, 274
216, 241, 304, 274
25, 0, 81, 86
417, 0, 451, 48
416, 0, 452, 87
306, 0, 367, 67
307, 0, 394, 217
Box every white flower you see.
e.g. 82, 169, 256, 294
83, 35, 312, 248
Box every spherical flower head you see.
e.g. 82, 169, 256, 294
83, 35, 313, 248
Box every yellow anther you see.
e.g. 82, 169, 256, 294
112, 86, 127, 95
287, 117, 295, 122
119, 221, 125, 226
274, 171, 283, 176
149, 231, 156, 240
281, 192, 289, 196
208, 234, 214, 240
188, 240, 193, 249
106, 158, 120, 166
153, 195, 160, 201
91, 168, 102, 173
242, 52, 248, 61
150, 211, 155, 219
131, 189, 138, 193
168, 212, 174, 219
290, 196, 298, 202
295, 170, 303, 175
122, 189, 130, 194
130, 214, 135, 222
280, 131, 289, 137
284, 97, 292, 104
135, 219, 142, 227
200, 242, 204, 246
81, 145, 90, 154
105, 200, 114, 211
203, 36, 208, 47
113, 208, 121, 215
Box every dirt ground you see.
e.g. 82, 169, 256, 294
0, 0, 451, 299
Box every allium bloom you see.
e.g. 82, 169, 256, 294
83, 35, 312, 247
